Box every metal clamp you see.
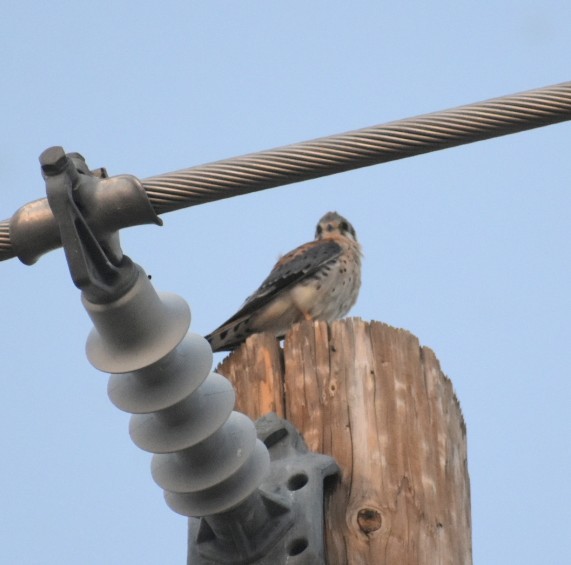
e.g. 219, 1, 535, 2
11, 146, 161, 269
189, 413, 339, 564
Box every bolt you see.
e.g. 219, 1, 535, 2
39, 146, 68, 176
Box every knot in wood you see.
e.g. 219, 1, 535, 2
357, 508, 382, 535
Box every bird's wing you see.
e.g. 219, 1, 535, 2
211, 238, 343, 328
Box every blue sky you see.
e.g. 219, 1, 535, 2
1, 2, 570, 563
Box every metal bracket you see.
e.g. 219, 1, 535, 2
38, 146, 160, 303
11, 146, 161, 268
188, 413, 339, 564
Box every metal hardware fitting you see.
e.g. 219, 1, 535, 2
188, 413, 339, 564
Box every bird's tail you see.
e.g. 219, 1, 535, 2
205, 316, 253, 352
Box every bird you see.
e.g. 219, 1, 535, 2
205, 211, 362, 352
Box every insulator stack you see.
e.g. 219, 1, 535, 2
38, 146, 333, 562
82, 266, 270, 517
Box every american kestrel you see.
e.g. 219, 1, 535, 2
206, 211, 362, 352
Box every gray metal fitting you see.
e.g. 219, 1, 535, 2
188, 413, 339, 564
10, 147, 160, 265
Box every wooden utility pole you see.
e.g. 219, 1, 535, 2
218, 318, 472, 565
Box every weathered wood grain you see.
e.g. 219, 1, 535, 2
217, 332, 285, 418
217, 318, 471, 564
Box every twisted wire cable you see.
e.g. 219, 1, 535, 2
1, 81, 570, 262
0, 223, 10, 260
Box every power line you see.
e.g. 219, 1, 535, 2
1, 81, 570, 262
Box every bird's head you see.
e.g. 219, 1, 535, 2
315, 211, 357, 242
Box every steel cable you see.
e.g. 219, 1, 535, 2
1, 81, 570, 262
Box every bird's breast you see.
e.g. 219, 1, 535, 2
290, 249, 361, 321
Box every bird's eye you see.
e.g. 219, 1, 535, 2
340, 221, 349, 232
316, 225, 323, 236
